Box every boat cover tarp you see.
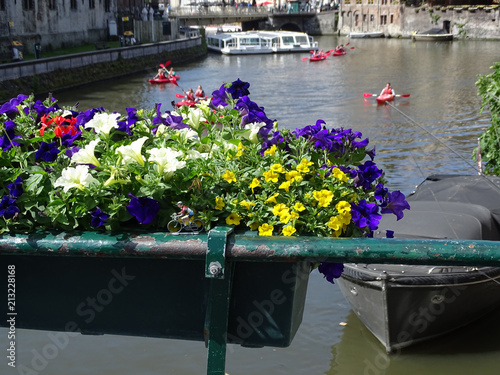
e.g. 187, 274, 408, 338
373, 175, 500, 241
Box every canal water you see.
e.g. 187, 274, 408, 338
2, 36, 500, 375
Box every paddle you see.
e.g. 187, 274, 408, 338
363, 93, 410, 98
302, 57, 309, 61
165, 60, 171, 67
175, 93, 185, 98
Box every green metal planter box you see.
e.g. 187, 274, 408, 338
1, 228, 309, 348
2, 252, 309, 347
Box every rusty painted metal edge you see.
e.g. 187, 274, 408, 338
2, 229, 500, 266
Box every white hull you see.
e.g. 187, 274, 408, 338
348, 31, 384, 38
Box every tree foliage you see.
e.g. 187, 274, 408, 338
474, 62, 500, 175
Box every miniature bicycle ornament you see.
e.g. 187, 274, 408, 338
167, 213, 204, 234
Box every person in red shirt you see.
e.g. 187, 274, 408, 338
380, 82, 395, 96
184, 88, 196, 103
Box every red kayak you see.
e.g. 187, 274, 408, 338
309, 55, 327, 61
332, 50, 346, 56
148, 75, 180, 84
376, 94, 395, 104
175, 100, 197, 108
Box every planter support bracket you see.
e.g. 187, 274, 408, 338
204, 226, 234, 375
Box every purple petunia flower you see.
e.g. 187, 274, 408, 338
353, 161, 383, 190
351, 199, 382, 231
7, 177, 23, 198
227, 79, 250, 99
117, 107, 138, 135
0, 94, 29, 118
211, 84, 230, 107
35, 141, 61, 163
386, 230, 395, 238
0, 120, 21, 150
0, 196, 19, 219
380, 191, 411, 221
127, 193, 160, 224
318, 262, 344, 284
90, 207, 110, 228
164, 112, 189, 130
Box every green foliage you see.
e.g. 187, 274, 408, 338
473, 62, 500, 175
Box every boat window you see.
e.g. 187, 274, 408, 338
282, 36, 295, 45
240, 38, 260, 46
295, 36, 308, 44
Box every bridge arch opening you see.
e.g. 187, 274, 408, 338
278, 23, 301, 32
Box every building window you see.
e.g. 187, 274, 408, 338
367, 0, 373, 4
104, 0, 111, 12
356, 0, 362, 4
345, 0, 350, 5
370, 14, 374, 22
380, 15, 387, 25
71, 0, 77, 9
23, 0, 34, 10
89, 0, 95, 8
0, 0, 5, 11
390, 14, 394, 23
48, 0, 57, 9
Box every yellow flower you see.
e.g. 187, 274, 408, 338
263, 170, 280, 182
296, 163, 310, 174
215, 197, 225, 210
290, 211, 300, 220
258, 223, 274, 236
336, 200, 351, 214
222, 170, 237, 183
304, 192, 312, 199
249, 222, 260, 231
270, 163, 285, 173
338, 211, 352, 225
265, 192, 280, 204
249, 178, 261, 193
300, 158, 314, 166
226, 212, 241, 225
293, 202, 306, 212
235, 149, 244, 158
272, 203, 288, 216
313, 189, 334, 208
328, 216, 342, 231
332, 167, 348, 182
286, 170, 303, 182
279, 180, 291, 192
240, 200, 256, 210
282, 225, 296, 237
264, 144, 277, 156
235, 142, 245, 158
279, 211, 292, 224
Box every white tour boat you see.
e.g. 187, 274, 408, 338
206, 30, 318, 55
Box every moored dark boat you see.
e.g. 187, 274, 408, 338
337, 174, 500, 353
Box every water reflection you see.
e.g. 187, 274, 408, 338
329, 306, 500, 375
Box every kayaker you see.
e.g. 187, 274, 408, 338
380, 82, 395, 96
167, 67, 176, 78
195, 85, 206, 100
154, 67, 166, 80
184, 88, 196, 103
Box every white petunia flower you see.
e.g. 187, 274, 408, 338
71, 140, 100, 167
244, 122, 265, 144
187, 108, 206, 130
148, 147, 186, 175
185, 150, 208, 160
85, 112, 121, 136
54, 165, 99, 193
116, 137, 148, 167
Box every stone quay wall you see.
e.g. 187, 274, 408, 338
0, 37, 205, 102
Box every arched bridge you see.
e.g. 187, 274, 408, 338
169, 7, 337, 34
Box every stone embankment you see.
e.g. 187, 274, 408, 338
0, 37, 206, 102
